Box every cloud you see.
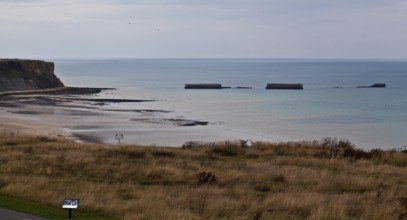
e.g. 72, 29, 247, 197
270, 1, 407, 58
0, 0, 406, 58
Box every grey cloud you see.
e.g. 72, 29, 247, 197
0, 0, 406, 58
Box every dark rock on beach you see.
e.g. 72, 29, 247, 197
131, 118, 210, 127
167, 119, 210, 126
73, 98, 155, 103
47, 87, 114, 95
106, 109, 172, 113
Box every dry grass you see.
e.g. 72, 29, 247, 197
0, 133, 406, 220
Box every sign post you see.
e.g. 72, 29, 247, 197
61, 198, 80, 218
115, 134, 124, 144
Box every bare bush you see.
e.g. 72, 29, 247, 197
196, 172, 217, 185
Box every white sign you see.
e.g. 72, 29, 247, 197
115, 134, 124, 144
115, 134, 124, 140
62, 198, 80, 209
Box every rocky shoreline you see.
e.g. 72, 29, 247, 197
0, 86, 217, 145
0, 59, 268, 146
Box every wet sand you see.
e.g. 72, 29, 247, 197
0, 87, 263, 146
0, 115, 70, 139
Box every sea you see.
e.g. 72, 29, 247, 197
53, 58, 407, 149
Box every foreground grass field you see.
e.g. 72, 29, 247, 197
0, 132, 406, 220
0, 195, 118, 220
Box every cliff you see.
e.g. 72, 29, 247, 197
0, 59, 64, 92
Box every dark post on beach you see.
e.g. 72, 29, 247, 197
115, 134, 124, 144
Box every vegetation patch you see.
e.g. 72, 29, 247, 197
211, 144, 245, 157
196, 171, 217, 185
0, 195, 118, 220
0, 133, 406, 220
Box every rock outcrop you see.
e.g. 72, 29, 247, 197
0, 59, 64, 92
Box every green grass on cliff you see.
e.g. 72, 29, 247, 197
0, 195, 118, 220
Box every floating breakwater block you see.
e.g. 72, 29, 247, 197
185, 84, 223, 89
266, 83, 303, 90
357, 83, 386, 88
370, 83, 386, 88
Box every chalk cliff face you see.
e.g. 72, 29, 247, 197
0, 59, 64, 92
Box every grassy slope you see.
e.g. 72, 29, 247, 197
0, 195, 118, 220
0, 133, 406, 220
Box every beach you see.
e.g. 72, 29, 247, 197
0, 115, 69, 139
54, 59, 407, 149
1, 59, 406, 149
0, 88, 270, 146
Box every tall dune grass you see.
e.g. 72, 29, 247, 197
0, 132, 406, 219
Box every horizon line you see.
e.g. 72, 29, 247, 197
3, 57, 407, 62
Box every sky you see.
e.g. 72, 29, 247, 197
0, 0, 407, 59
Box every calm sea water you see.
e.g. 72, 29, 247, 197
53, 59, 407, 149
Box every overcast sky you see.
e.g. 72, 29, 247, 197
1, 0, 406, 59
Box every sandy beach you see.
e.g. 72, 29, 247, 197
0, 115, 69, 139
0, 88, 266, 146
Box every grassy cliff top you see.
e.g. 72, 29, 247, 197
0, 133, 406, 220
0, 59, 53, 77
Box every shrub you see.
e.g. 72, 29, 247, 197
397, 197, 407, 220
0, 178, 8, 189
343, 147, 368, 160
252, 209, 263, 220
152, 150, 176, 158
271, 174, 286, 183
212, 145, 245, 157
321, 137, 354, 149
35, 136, 58, 143
196, 172, 217, 185
369, 148, 384, 159
106, 148, 146, 159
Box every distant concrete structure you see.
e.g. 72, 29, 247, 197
357, 83, 386, 88
185, 84, 223, 89
234, 86, 252, 89
266, 83, 303, 90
